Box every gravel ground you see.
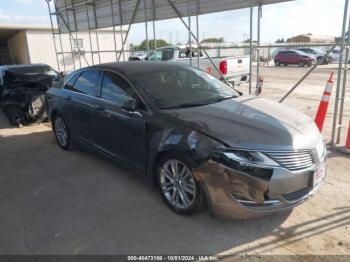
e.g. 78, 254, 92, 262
0, 64, 349, 258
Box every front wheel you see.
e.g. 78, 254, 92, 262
157, 153, 203, 215
274, 60, 280, 67
298, 61, 305, 67
53, 115, 71, 150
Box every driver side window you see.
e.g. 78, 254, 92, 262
101, 71, 146, 110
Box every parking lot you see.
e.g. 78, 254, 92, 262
0, 64, 349, 257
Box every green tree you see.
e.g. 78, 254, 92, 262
135, 39, 169, 50
201, 37, 224, 43
275, 38, 285, 43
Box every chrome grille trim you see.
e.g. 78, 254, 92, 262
264, 150, 314, 171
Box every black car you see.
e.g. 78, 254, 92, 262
46, 62, 325, 219
0, 64, 62, 126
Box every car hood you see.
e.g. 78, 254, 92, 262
164, 96, 321, 151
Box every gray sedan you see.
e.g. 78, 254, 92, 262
46, 62, 326, 219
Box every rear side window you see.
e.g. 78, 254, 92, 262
71, 70, 99, 96
101, 71, 136, 105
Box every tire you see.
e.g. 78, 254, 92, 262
52, 114, 71, 150
156, 152, 204, 215
317, 57, 323, 65
274, 60, 280, 67
298, 61, 305, 67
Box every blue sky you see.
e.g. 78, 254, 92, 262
0, 0, 345, 44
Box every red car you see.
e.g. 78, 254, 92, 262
274, 50, 315, 67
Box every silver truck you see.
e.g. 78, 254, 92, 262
145, 46, 250, 86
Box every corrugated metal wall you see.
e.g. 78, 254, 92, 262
26, 29, 126, 72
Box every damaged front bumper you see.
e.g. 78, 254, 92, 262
193, 153, 326, 219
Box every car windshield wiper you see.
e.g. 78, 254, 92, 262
160, 95, 236, 109
160, 102, 211, 109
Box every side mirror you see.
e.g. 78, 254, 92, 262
121, 99, 137, 112
60, 71, 65, 77
121, 99, 143, 117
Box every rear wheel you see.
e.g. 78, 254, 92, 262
274, 60, 280, 67
157, 153, 203, 215
53, 115, 70, 150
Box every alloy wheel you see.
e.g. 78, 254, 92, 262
159, 159, 197, 210
54, 116, 68, 148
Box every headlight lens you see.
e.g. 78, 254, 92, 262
212, 149, 279, 181
222, 150, 279, 168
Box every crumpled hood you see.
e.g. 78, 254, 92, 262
164, 96, 321, 151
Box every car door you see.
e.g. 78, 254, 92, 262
278, 51, 287, 64
289, 51, 299, 64
61, 69, 101, 145
93, 70, 147, 169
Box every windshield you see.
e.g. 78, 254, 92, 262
7, 66, 59, 76
135, 67, 239, 109
295, 50, 309, 56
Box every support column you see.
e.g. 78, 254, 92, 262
188, 3, 192, 66
119, 0, 126, 61
85, 0, 95, 65
46, 0, 61, 72
110, 0, 118, 61
255, 1, 262, 95
92, 2, 101, 64
165, 0, 227, 82
249, 0, 253, 94
196, 0, 200, 68
63, 0, 76, 70
152, 0, 157, 50
117, 0, 142, 61
144, 0, 150, 58
331, 0, 350, 145
337, 6, 350, 143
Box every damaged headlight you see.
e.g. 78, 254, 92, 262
222, 150, 279, 168
215, 149, 280, 180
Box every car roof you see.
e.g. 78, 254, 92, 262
92, 61, 191, 75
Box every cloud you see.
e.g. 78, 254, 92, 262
15, 0, 32, 5
0, 9, 49, 24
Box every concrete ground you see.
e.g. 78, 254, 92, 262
0, 64, 349, 257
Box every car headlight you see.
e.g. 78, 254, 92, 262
222, 150, 279, 168
213, 149, 279, 180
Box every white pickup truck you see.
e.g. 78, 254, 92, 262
133, 46, 250, 86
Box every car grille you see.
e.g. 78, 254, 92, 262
264, 151, 314, 171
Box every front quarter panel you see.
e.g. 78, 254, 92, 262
146, 123, 224, 179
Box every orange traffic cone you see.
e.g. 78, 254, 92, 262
315, 73, 334, 132
346, 121, 350, 150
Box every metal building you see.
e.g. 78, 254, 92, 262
0, 24, 127, 71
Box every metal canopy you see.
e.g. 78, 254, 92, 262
55, 0, 292, 33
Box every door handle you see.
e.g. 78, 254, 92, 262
93, 104, 105, 111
